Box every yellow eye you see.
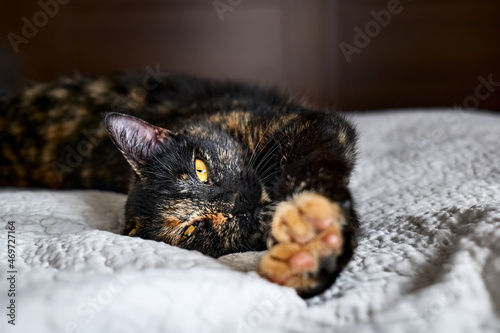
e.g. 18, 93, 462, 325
195, 159, 208, 183
181, 225, 196, 242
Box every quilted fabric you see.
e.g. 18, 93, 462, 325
1, 110, 499, 332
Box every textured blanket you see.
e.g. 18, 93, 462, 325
1, 110, 499, 333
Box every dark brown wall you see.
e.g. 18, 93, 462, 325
1, 0, 499, 111
336, 0, 500, 111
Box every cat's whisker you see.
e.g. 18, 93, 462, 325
254, 133, 287, 175
248, 135, 266, 168
260, 170, 282, 184
257, 140, 289, 184
248, 111, 282, 168
254, 136, 281, 171
258, 154, 281, 179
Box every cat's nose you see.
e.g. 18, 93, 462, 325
231, 192, 255, 215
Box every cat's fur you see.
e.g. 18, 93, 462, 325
0, 72, 359, 298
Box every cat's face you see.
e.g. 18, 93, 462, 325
105, 113, 271, 257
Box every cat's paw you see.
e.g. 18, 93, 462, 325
258, 192, 345, 297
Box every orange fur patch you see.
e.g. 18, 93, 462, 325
207, 213, 227, 226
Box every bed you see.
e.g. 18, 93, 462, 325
1, 109, 499, 333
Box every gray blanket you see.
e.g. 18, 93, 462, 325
1, 110, 499, 332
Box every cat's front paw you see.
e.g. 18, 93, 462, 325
258, 192, 345, 297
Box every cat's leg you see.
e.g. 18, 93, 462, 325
258, 192, 356, 298
251, 111, 358, 297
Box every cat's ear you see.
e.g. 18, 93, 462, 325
104, 112, 174, 174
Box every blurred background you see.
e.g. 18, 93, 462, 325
0, 0, 499, 111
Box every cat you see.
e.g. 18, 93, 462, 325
0, 72, 359, 298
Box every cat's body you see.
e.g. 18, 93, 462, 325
1, 72, 359, 298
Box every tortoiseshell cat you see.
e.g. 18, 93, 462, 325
0, 72, 359, 298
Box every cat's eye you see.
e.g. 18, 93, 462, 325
181, 225, 196, 242
195, 159, 209, 183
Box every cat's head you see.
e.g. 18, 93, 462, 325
104, 112, 271, 257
